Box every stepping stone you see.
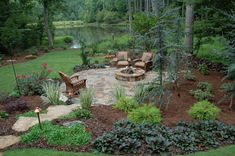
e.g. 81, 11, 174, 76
12, 104, 80, 132
0, 135, 19, 149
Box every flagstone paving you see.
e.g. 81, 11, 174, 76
61, 67, 158, 105
0, 135, 19, 149
12, 104, 79, 132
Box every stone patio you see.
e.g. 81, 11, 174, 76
61, 67, 157, 105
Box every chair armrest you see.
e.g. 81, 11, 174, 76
133, 59, 142, 63
128, 58, 131, 62
73, 79, 87, 86
111, 58, 118, 62
70, 74, 79, 81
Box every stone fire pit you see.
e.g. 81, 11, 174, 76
115, 67, 145, 82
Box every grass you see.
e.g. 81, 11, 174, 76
0, 49, 105, 93
196, 36, 229, 65
180, 145, 235, 156
16, 110, 47, 119
20, 121, 91, 146
3, 148, 108, 156
3, 145, 235, 156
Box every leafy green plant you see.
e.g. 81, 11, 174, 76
184, 70, 196, 81
42, 81, 62, 105
0, 111, 8, 119
190, 89, 214, 101
191, 82, 214, 101
93, 120, 235, 154
113, 97, 139, 113
188, 100, 220, 120
128, 105, 162, 124
197, 82, 213, 93
63, 36, 73, 44
113, 86, 125, 102
21, 121, 91, 146
73, 109, 91, 119
17, 63, 53, 96
80, 88, 93, 110
220, 82, 235, 108
198, 64, 209, 75
5, 99, 28, 113
16, 110, 47, 119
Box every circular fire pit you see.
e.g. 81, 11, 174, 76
115, 67, 145, 82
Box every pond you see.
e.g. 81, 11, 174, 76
55, 25, 127, 48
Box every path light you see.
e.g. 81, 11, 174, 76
34, 107, 42, 130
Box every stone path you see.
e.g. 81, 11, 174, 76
61, 67, 157, 105
0, 135, 19, 149
12, 104, 80, 132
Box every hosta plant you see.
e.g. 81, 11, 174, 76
198, 64, 209, 75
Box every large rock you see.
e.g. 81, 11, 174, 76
0, 135, 19, 149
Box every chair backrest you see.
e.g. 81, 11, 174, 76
141, 52, 153, 62
59, 72, 72, 86
117, 51, 129, 61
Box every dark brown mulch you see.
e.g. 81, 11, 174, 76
5, 105, 126, 153
162, 69, 235, 126
191, 56, 227, 73
0, 96, 45, 136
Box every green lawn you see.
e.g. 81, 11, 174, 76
179, 145, 235, 156
0, 50, 105, 93
3, 145, 235, 156
3, 148, 108, 156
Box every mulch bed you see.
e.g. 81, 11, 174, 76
0, 96, 45, 136
2, 68, 235, 153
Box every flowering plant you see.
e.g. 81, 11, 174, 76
16, 63, 53, 96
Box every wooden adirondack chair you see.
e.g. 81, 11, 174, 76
59, 72, 86, 96
133, 52, 153, 71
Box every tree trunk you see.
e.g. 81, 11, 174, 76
184, 4, 194, 54
140, 0, 142, 12
128, 0, 132, 33
43, 0, 53, 48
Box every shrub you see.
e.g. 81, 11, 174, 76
0, 111, 8, 119
63, 36, 73, 44
190, 89, 214, 101
184, 71, 196, 81
198, 64, 209, 75
93, 120, 235, 154
128, 105, 162, 124
42, 81, 62, 105
21, 121, 91, 146
113, 98, 139, 113
113, 86, 125, 102
197, 82, 212, 92
73, 109, 91, 119
73, 64, 106, 73
220, 82, 235, 108
80, 88, 93, 110
188, 100, 220, 120
17, 63, 53, 96
9, 91, 20, 98
5, 99, 28, 113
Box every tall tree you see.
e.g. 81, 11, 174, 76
42, 0, 53, 48
128, 0, 132, 33
184, 2, 194, 54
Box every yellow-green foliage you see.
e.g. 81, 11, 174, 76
113, 97, 139, 113
188, 100, 220, 120
128, 105, 162, 124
